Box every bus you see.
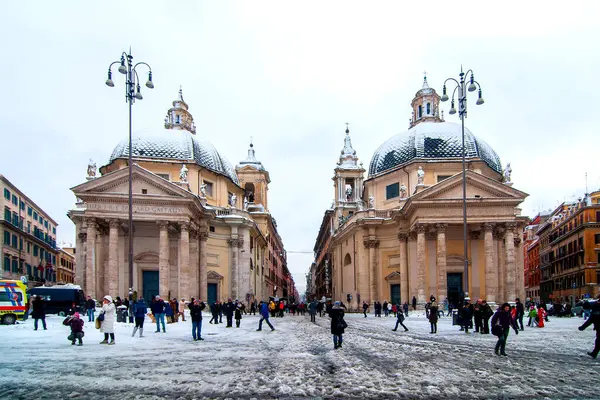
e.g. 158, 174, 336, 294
27, 284, 86, 316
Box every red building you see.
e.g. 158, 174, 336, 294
524, 212, 550, 303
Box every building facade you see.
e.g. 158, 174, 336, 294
68, 89, 294, 304
1, 175, 59, 286
57, 246, 76, 284
538, 192, 600, 303
523, 212, 549, 303
314, 77, 529, 309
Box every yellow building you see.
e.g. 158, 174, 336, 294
1, 175, 59, 285
57, 246, 76, 284
316, 77, 529, 309
68, 89, 293, 304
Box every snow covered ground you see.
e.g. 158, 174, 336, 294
0, 311, 598, 399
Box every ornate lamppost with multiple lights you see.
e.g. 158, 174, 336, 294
105, 51, 154, 302
440, 68, 484, 301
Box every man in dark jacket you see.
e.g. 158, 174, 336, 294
515, 298, 525, 331
460, 300, 473, 333
151, 295, 166, 333
132, 297, 147, 338
257, 301, 275, 331
31, 295, 47, 331
362, 301, 368, 318
223, 299, 235, 327
481, 300, 493, 334
85, 296, 96, 322
491, 302, 519, 356
392, 307, 409, 332
412, 296, 417, 311
329, 301, 346, 349
309, 300, 318, 323
578, 301, 600, 358
209, 302, 219, 324
189, 299, 206, 341
473, 299, 483, 333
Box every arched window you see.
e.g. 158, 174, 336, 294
344, 253, 352, 266
418, 105, 422, 118
426, 103, 431, 114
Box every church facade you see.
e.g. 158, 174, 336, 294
68, 89, 295, 304
314, 77, 529, 308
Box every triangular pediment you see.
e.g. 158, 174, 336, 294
410, 171, 528, 202
71, 164, 191, 199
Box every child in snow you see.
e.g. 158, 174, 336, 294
235, 304, 243, 328
527, 306, 538, 327
63, 312, 85, 346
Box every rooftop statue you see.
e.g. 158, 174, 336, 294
179, 164, 189, 183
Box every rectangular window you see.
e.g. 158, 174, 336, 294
3, 188, 10, 200
597, 211, 600, 222
19, 238, 23, 250
53, 227, 56, 235
20, 200, 25, 211
44, 220, 48, 229
437, 175, 452, 183
11, 259, 18, 273
27, 242, 31, 254
27, 206, 32, 216
26, 263, 31, 276
205, 181, 214, 197
27, 222, 30, 233
0, 290, 23, 302
33, 245, 39, 257
33, 211, 38, 221
596, 233, 600, 244
386, 183, 400, 200
4, 207, 10, 222
3, 256, 9, 271
3, 231, 10, 245
156, 173, 170, 181
12, 195, 17, 206
12, 212, 18, 226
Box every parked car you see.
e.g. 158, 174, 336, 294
27, 284, 86, 316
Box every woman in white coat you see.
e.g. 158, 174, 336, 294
100, 295, 116, 345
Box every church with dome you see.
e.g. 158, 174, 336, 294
68, 89, 296, 305
311, 77, 529, 308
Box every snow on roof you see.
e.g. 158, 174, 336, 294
33, 284, 82, 290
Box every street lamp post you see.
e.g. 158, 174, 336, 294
105, 50, 154, 296
440, 67, 484, 300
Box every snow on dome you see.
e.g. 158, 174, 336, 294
109, 128, 239, 184
368, 121, 502, 177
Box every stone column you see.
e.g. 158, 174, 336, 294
483, 223, 496, 303
364, 238, 379, 303
505, 223, 517, 302
436, 224, 448, 303
199, 231, 208, 302
416, 223, 427, 304
189, 230, 198, 298
179, 222, 190, 300
84, 218, 97, 299
229, 238, 240, 300
158, 221, 170, 299
107, 219, 120, 298
398, 232, 409, 304
514, 234, 524, 300
76, 231, 86, 287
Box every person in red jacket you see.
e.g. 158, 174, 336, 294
64, 312, 85, 346
537, 306, 546, 328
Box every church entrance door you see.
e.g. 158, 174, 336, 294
447, 273, 463, 308
390, 284, 401, 306
207, 283, 218, 304
142, 271, 159, 302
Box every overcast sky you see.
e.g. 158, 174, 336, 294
1, 2, 599, 294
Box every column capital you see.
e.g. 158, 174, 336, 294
415, 223, 427, 234
199, 231, 209, 242
78, 232, 87, 241
180, 222, 190, 233
469, 230, 481, 240
493, 225, 505, 239
505, 222, 517, 231
228, 238, 243, 248
363, 239, 379, 249
108, 219, 121, 229
397, 231, 409, 241
435, 223, 447, 233
483, 222, 495, 232
157, 221, 169, 230
84, 217, 97, 229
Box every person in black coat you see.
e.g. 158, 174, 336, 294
329, 301, 346, 349
362, 301, 368, 318
460, 300, 473, 333
189, 299, 206, 341
234, 304, 243, 328
392, 308, 409, 332
491, 302, 519, 356
473, 299, 483, 333
578, 301, 600, 358
31, 295, 47, 331
481, 300, 493, 334
209, 302, 219, 324
428, 302, 439, 333
412, 296, 417, 311
223, 299, 235, 327
515, 298, 525, 331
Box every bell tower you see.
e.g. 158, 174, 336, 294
409, 74, 444, 128
164, 86, 197, 134
236, 139, 271, 212
333, 124, 365, 227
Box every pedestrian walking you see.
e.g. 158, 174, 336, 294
235, 304, 243, 328
86, 296, 95, 322
99, 295, 116, 345
481, 300, 493, 334
429, 301, 439, 333
362, 301, 368, 318
189, 299, 206, 341
250, 301, 257, 315
151, 295, 166, 333
209, 301, 219, 324
527, 306, 538, 327
309, 300, 318, 323
392, 308, 409, 332
537, 305, 547, 328
179, 298, 187, 322
132, 297, 147, 338
491, 302, 519, 356
460, 299, 473, 333
383, 301, 389, 317
515, 298, 525, 331
31, 295, 47, 331
317, 301, 324, 317
412, 296, 417, 311
329, 301, 347, 349
578, 301, 600, 358
403, 301, 409, 317
224, 299, 235, 327
63, 312, 84, 346
257, 301, 275, 331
